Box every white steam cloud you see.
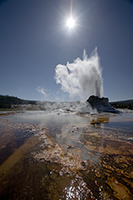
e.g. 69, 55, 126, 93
55, 48, 103, 100
36, 86, 47, 98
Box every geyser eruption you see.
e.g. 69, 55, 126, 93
55, 48, 103, 100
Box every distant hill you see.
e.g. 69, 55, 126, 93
0, 95, 37, 109
110, 99, 133, 110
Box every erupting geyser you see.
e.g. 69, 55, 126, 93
55, 48, 103, 100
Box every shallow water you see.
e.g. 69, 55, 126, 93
0, 111, 133, 199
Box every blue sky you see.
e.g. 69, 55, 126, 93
0, 0, 133, 101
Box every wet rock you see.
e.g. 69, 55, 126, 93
99, 190, 112, 200
34, 143, 84, 172
106, 177, 133, 200
122, 178, 133, 188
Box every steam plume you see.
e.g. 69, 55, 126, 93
55, 48, 103, 100
36, 86, 47, 98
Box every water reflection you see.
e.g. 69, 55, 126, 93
0, 111, 133, 199
91, 116, 109, 126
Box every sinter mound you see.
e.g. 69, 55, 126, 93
87, 95, 119, 113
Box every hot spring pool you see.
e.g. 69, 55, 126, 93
0, 111, 133, 199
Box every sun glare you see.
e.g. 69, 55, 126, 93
66, 17, 75, 28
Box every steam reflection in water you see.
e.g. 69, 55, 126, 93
0, 111, 133, 199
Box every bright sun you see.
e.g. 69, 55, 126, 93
66, 17, 75, 28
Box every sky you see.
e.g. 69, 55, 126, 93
0, 0, 133, 102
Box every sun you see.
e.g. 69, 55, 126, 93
66, 17, 75, 28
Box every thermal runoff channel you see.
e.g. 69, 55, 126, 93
55, 48, 103, 100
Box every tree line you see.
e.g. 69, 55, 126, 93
0, 95, 37, 109
110, 100, 133, 110
0, 95, 133, 110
